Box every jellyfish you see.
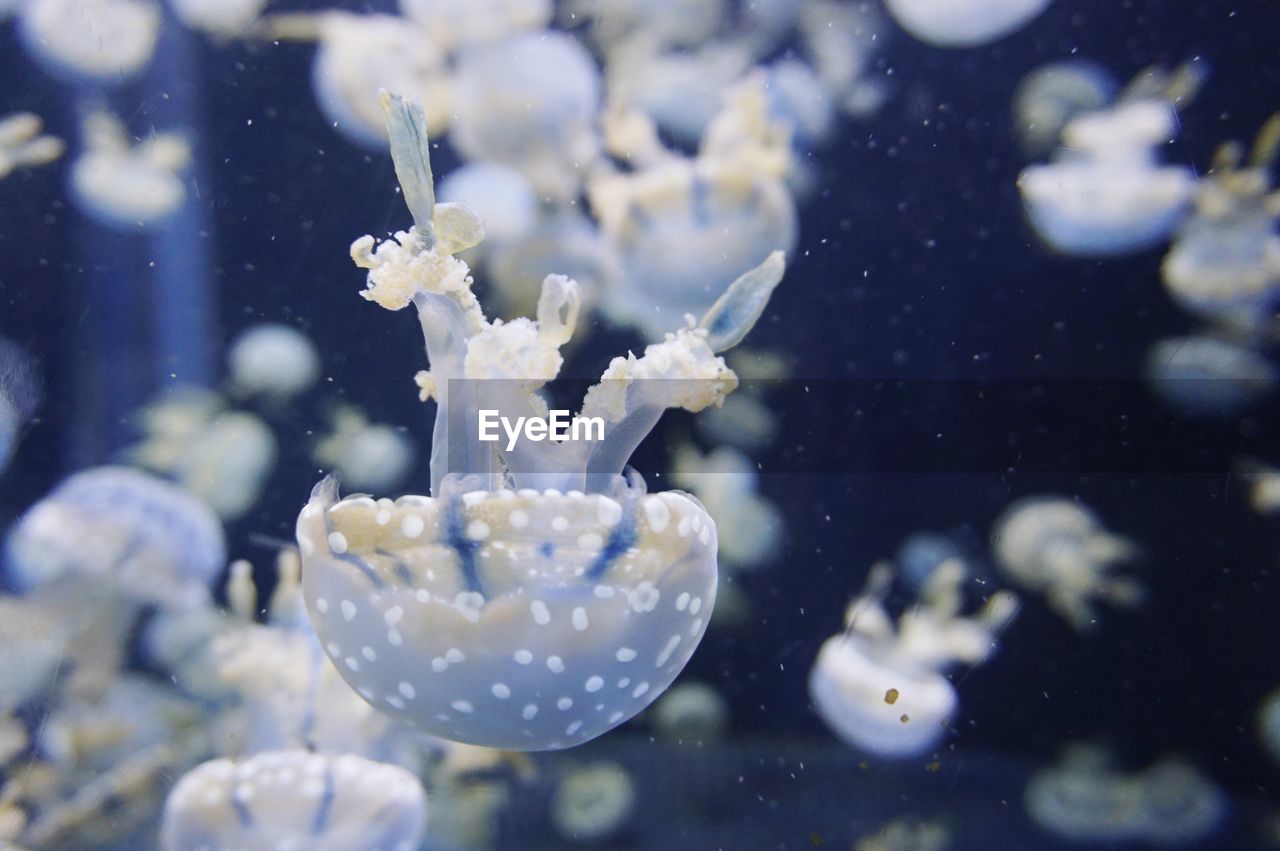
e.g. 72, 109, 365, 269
1018, 99, 1197, 256
485, 209, 620, 320
161, 750, 428, 851
314, 405, 417, 494
261, 12, 452, 148
448, 30, 602, 200
437, 163, 539, 265
70, 108, 192, 229
398, 0, 552, 50
883, 0, 1052, 47
855, 818, 951, 851
1162, 116, 1280, 331
123, 387, 278, 521
797, 0, 890, 121
19, 0, 160, 83
565, 0, 727, 55
551, 761, 636, 843
168, 0, 267, 40
1135, 758, 1228, 846
896, 531, 967, 590
0, 338, 41, 477
651, 680, 729, 741
294, 92, 784, 751
1258, 688, 1280, 766
809, 560, 1017, 758
670, 444, 783, 572
592, 75, 796, 339
0, 596, 67, 714
0, 114, 64, 180
1145, 333, 1276, 416
693, 347, 785, 451
226, 323, 322, 402
1013, 60, 1118, 156
991, 496, 1140, 630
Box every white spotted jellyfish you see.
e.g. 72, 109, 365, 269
883, 0, 1053, 48
295, 92, 785, 751
809, 560, 1017, 758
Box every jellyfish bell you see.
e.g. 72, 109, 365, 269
168, 0, 267, 39
486, 210, 619, 320
296, 92, 784, 751
161, 750, 428, 851
1024, 744, 1148, 842
883, 0, 1052, 48
1013, 60, 1117, 156
437, 163, 539, 261
226, 323, 321, 401
314, 406, 417, 494
551, 761, 636, 843
19, 0, 160, 83
398, 0, 551, 50
1145, 334, 1277, 416
70, 109, 192, 229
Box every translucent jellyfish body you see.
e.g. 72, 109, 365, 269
1013, 61, 1117, 156
124, 388, 278, 521
19, 0, 160, 82
551, 761, 636, 843
70, 109, 191, 229
1018, 100, 1196, 256
227, 323, 321, 401
651, 679, 729, 741
161, 750, 428, 851
797, 0, 890, 122
671, 444, 783, 571
168, 0, 266, 39
437, 163, 539, 258
1145, 334, 1276, 416
0, 338, 41, 476
451, 31, 601, 199
0, 114, 64, 180
314, 405, 416, 494
486, 210, 619, 319
0, 596, 66, 713
809, 562, 1016, 758
883, 0, 1052, 47
1162, 117, 1280, 330
296, 93, 784, 751
398, 0, 551, 50
991, 496, 1140, 630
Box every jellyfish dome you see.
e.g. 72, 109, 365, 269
883, 0, 1053, 48
1013, 60, 1117, 156
1018, 100, 1196, 256
4, 466, 225, 610
161, 750, 428, 851
551, 761, 636, 843
1024, 745, 1148, 842
70, 109, 191, 230
19, 0, 160, 83
451, 31, 601, 199
652, 680, 730, 741
0, 113, 64, 180
1145, 334, 1277, 416
1162, 117, 1280, 330
486, 210, 619, 320
227, 323, 321, 401
992, 496, 1140, 630
168, 0, 266, 39
295, 93, 784, 751
314, 406, 416, 494
437, 163, 539, 257
398, 0, 551, 50
809, 562, 1017, 758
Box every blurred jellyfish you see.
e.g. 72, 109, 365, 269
161, 750, 428, 851
437, 163, 539, 265
0, 596, 66, 714
593, 75, 796, 339
651, 680, 729, 741
314, 405, 416, 494
0, 714, 26, 768
798, 0, 890, 122
19, 0, 160, 83
566, 0, 726, 54
1258, 688, 1280, 766
70, 108, 191, 229
0, 114, 64, 180
1163, 116, 1280, 331
896, 532, 967, 591
1239, 460, 1280, 515
486, 210, 620, 320
295, 93, 784, 750
168, 0, 267, 39
1145, 333, 1276, 416
123, 387, 278, 521
399, 0, 551, 50
450, 31, 601, 199
226, 323, 322, 401
992, 496, 1139, 630
694, 347, 785, 451
809, 561, 1017, 758
671, 444, 783, 572
883, 0, 1052, 47
0, 339, 41, 477
855, 818, 951, 851
263, 12, 452, 148
551, 762, 636, 843
1026, 745, 1226, 846
1013, 61, 1117, 156
1019, 99, 1196, 256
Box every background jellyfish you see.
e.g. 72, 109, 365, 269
1145, 333, 1277, 416
991, 496, 1140, 631
226, 323, 322, 403
18, 0, 160, 83
1012, 60, 1118, 156
1162, 116, 1280, 331
313, 404, 417, 494
70, 107, 192, 229
160, 750, 429, 851
808, 560, 1017, 758
883, 0, 1053, 48
295, 93, 784, 751
0, 338, 41, 477
551, 761, 636, 843
168, 0, 267, 40
398, 0, 552, 50
485, 210, 619, 320
670, 444, 784, 572
0, 113, 63, 180
651, 680, 730, 742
